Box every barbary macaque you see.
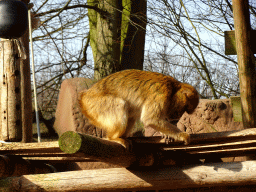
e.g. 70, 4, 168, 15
79, 69, 199, 147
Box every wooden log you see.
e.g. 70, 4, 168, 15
233, 0, 256, 128
0, 39, 22, 141
58, 131, 154, 167
2, 160, 256, 191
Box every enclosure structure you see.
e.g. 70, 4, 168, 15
0, 0, 33, 142
0, 0, 256, 191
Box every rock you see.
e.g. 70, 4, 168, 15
54, 77, 105, 137
178, 99, 244, 134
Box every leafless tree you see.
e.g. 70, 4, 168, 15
146, 0, 255, 99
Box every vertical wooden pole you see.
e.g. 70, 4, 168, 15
233, 0, 256, 128
0, 40, 22, 141
20, 0, 33, 143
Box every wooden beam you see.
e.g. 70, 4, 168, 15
233, 0, 256, 128
58, 129, 256, 167
2, 161, 256, 191
1, 128, 256, 165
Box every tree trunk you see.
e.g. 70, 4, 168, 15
88, 0, 122, 80
120, 0, 147, 70
88, 0, 147, 80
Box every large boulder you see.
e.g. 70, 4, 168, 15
54, 77, 104, 137
146, 99, 244, 136
179, 99, 244, 133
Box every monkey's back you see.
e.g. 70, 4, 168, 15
86, 69, 182, 109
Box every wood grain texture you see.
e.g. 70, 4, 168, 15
2, 160, 256, 191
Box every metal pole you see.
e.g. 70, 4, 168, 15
28, 9, 41, 142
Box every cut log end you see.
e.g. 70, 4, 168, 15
59, 131, 82, 154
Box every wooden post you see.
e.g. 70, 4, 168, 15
0, 39, 22, 141
233, 0, 256, 128
20, 0, 33, 143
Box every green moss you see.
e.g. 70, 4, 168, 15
121, 0, 131, 56
58, 131, 82, 154
230, 96, 242, 122
0, 178, 14, 192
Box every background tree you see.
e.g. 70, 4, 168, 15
88, 0, 147, 80
30, 0, 255, 127
147, 0, 255, 99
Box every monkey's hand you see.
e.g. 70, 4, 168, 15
177, 132, 190, 145
162, 134, 174, 144
162, 132, 190, 145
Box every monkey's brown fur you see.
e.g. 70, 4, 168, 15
79, 69, 199, 147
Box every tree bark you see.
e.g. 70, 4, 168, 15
88, 0, 147, 80
88, 0, 122, 80
120, 0, 147, 70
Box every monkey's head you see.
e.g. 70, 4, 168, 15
168, 83, 199, 120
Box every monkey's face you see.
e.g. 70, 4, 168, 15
168, 84, 199, 121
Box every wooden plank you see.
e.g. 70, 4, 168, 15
2, 161, 256, 191
131, 128, 256, 145
22, 156, 97, 163
1, 128, 256, 165
0, 141, 60, 154
1, 128, 256, 154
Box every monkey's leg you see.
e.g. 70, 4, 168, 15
82, 94, 131, 148
122, 118, 136, 137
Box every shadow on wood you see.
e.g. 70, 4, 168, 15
2, 160, 256, 191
